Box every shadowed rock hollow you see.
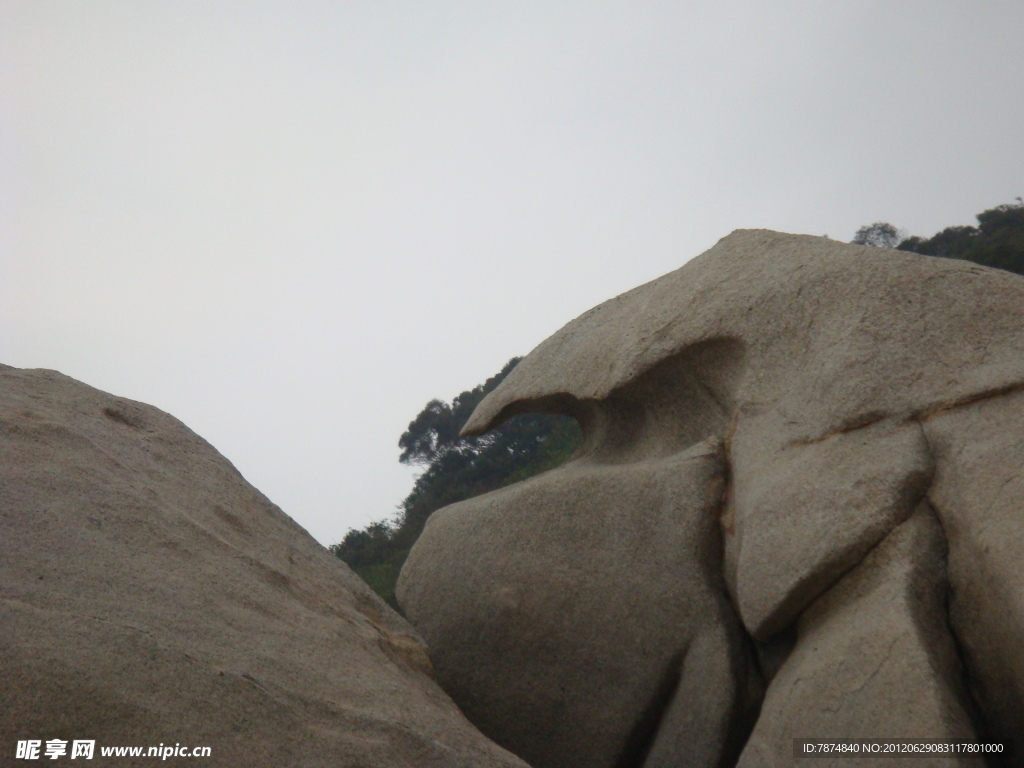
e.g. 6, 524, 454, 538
398, 230, 1024, 767
0, 365, 529, 767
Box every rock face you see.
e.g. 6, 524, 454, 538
0, 365, 529, 768
398, 440, 761, 768
740, 503, 978, 765
398, 230, 1024, 767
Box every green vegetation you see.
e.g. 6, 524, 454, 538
330, 358, 581, 609
855, 199, 1024, 276
852, 221, 904, 249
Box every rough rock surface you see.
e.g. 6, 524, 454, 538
398, 230, 1024, 767
726, 415, 933, 639
0, 365, 529, 768
737, 504, 980, 767
400, 440, 761, 768
923, 388, 1024, 762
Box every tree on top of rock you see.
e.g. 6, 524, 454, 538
852, 200, 1024, 277
852, 222, 905, 249
898, 198, 1024, 275
332, 358, 581, 609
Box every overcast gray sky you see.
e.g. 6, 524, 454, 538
2, 1, 1022, 545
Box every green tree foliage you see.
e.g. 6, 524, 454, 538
331, 358, 581, 610
852, 221, 905, 249
853, 199, 1024, 276
897, 199, 1024, 276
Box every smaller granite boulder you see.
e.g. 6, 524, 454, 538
0, 364, 529, 768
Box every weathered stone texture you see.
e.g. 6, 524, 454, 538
400, 440, 760, 768
400, 230, 1024, 767
0, 365, 529, 768
738, 504, 981, 767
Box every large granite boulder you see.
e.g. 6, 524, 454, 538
398, 230, 1024, 767
0, 365, 529, 768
